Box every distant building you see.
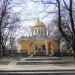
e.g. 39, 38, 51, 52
17, 19, 59, 56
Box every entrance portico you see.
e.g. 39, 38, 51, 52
35, 44, 46, 55
33, 42, 51, 56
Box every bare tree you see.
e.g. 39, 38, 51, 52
56, 0, 75, 58
0, 0, 20, 56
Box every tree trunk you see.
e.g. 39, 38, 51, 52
72, 39, 75, 59
0, 30, 6, 56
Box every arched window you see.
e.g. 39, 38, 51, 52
38, 29, 40, 34
41, 30, 43, 34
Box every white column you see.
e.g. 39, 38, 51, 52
45, 43, 49, 55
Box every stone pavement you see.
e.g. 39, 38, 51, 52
0, 56, 75, 75
0, 64, 75, 75
0, 64, 75, 70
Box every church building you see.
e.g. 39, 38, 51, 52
17, 19, 59, 56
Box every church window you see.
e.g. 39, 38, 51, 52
38, 30, 40, 33
40, 30, 41, 34
41, 30, 43, 34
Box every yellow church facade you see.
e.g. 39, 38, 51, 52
18, 19, 59, 56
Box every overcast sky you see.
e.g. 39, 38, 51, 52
11, 0, 57, 38
13, 0, 56, 27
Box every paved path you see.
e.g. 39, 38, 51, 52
0, 64, 75, 75
0, 64, 75, 70
0, 56, 75, 74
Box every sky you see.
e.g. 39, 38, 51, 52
13, 0, 56, 26
12, 0, 57, 38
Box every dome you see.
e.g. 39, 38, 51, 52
31, 19, 47, 38
33, 19, 45, 27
